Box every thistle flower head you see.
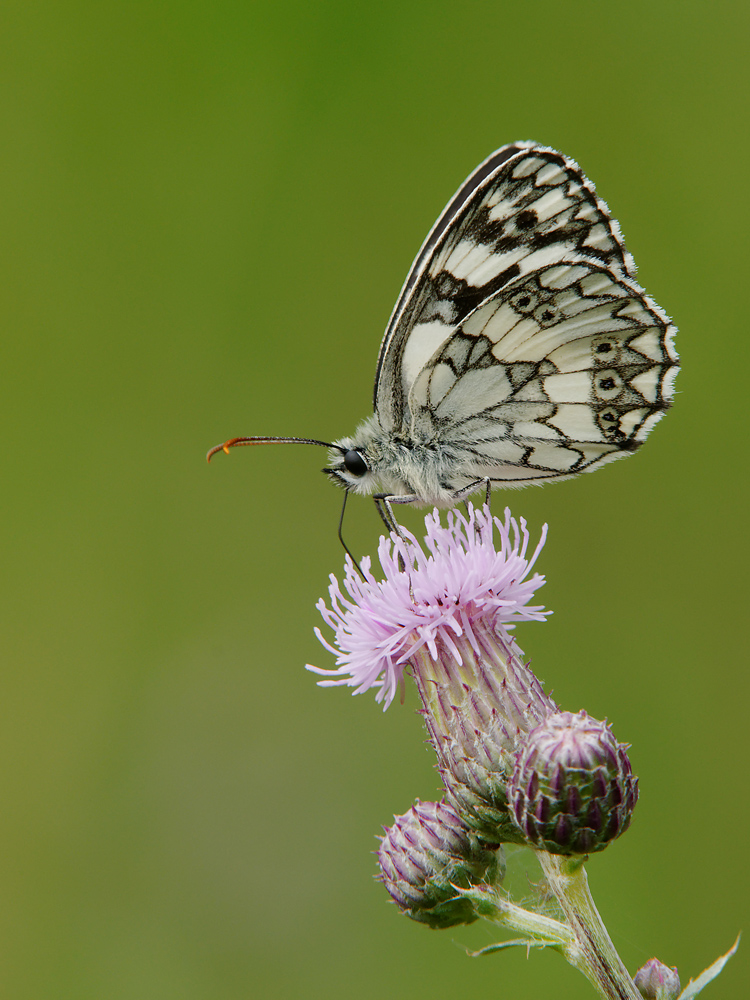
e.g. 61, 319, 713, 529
310, 504, 556, 844
308, 505, 549, 710
377, 799, 504, 929
508, 710, 638, 855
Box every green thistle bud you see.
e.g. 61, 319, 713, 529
508, 710, 638, 855
377, 799, 504, 929
633, 958, 681, 999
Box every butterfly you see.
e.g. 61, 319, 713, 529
209, 142, 679, 535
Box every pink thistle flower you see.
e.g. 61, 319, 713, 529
308, 504, 549, 710
309, 504, 557, 844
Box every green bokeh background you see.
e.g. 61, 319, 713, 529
3, 2, 747, 997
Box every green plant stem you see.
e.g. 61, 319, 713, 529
536, 851, 641, 1000
481, 894, 576, 948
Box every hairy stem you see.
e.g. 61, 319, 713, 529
536, 852, 640, 1000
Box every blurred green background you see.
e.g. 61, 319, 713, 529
2, 1, 747, 997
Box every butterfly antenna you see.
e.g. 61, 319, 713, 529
207, 436, 337, 462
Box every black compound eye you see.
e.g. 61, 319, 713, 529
343, 449, 368, 477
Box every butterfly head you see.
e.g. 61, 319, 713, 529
324, 441, 376, 494
323, 415, 392, 495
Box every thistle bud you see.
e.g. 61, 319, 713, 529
634, 958, 681, 999
377, 799, 504, 929
508, 710, 638, 855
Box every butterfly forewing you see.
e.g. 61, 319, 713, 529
374, 144, 637, 433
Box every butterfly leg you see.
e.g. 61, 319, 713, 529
373, 496, 398, 536
462, 482, 491, 518
373, 492, 420, 537
374, 493, 419, 580
450, 477, 492, 511
455, 479, 491, 538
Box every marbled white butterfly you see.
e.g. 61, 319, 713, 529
209, 142, 678, 532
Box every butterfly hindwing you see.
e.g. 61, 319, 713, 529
407, 260, 678, 486
374, 144, 636, 433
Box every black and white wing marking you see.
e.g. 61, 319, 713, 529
408, 260, 679, 486
374, 143, 636, 433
